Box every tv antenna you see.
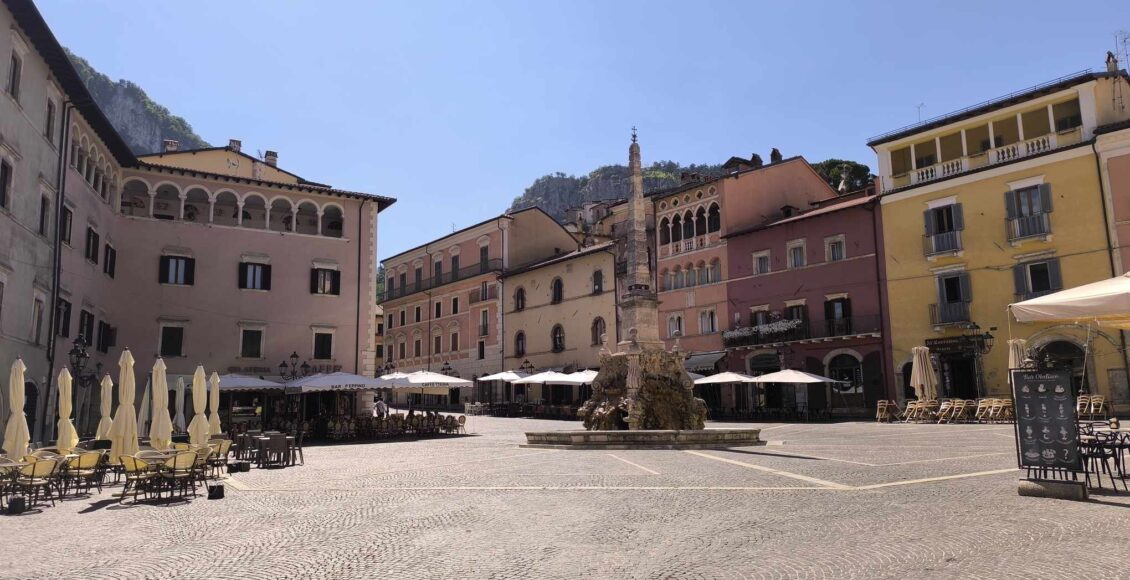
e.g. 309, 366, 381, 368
916, 103, 926, 122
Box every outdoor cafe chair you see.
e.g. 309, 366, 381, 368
63, 450, 105, 495
1079, 430, 1124, 492
457, 415, 467, 434
1077, 395, 1092, 418
875, 400, 890, 423
1089, 395, 1108, 420
160, 452, 199, 500
119, 456, 156, 503
16, 457, 62, 508
289, 431, 304, 466
207, 440, 232, 479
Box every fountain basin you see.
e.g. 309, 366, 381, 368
522, 428, 761, 450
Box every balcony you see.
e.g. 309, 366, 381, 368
924, 231, 962, 256
722, 315, 881, 349
478, 323, 490, 337
1007, 213, 1051, 242
469, 283, 499, 304
930, 302, 970, 325
378, 258, 503, 302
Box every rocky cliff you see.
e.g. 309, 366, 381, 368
66, 49, 209, 155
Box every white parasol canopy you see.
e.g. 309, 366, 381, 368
219, 374, 284, 392
109, 350, 139, 463
477, 371, 528, 383
95, 374, 114, 440
384, 371, 471, 397
561, 369, 599, 385
286, 372, 390, 394
187, 365, 210, 445
748, 369, 846, 384
910, 346, 938, 401
2, 359, 29, 458
208, 372, 222, 436
1010, 272, 1130, 328
173, 377, 187, 433
55, 368, 78, 452
512, 371, 575, 385
694, 371, 758, 385
149, 359, 173, 449
378, 371, 411, 381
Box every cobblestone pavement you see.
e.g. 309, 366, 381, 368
4, 418, 1130, 579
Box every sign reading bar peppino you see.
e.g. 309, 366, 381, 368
1011, 368, 1082, 472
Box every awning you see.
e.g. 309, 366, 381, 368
285, 372, 389, 394
219, 374, 285, 392
683, 351, 726, 372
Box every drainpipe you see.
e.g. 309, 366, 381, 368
355, 198, 367, 375
869, 194, 894, 402
44, 100, 75, 442
1091, 141, 1129, 386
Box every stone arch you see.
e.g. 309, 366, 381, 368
120, 178, 150, 217
268, 196, 295, 232
151, 181, 182, 220
671, 214, 683, 243
707, 202, 721, 233
1027, 332, 1095, 395
682, 210, 694, 239
183, 186, 210, 223
212, 189, 241, 227
684, 262, 696, 287
321, 203, 345, 238
659, 217, 670, 245
241, 193, 268, 229
694, 206, 707, 236
85, 146, 97, 183
294, 200, 320, 235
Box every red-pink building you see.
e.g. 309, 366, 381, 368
720, 187, 888, 417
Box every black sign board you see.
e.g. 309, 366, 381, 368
1011, 368, 1082, 472
924, 335, 982, 355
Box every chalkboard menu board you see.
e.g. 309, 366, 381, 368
1011, 368, 1082, 471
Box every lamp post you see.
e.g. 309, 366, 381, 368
278, 351, 311, 381
67, 335, 101, 436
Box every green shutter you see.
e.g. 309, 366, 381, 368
237, 263, 248, 289
1013, 264, 1027, 296
1038, 183, 1053, 212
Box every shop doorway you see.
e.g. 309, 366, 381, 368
940, 355, 978, 399
1036, 340, 1087, 396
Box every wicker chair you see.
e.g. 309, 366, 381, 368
457, 415, 467, 434
16, 458, 61, 507
1088, 395, 1108, 420
120, 456, 155, 504
63, 450, 105, 495
160, 452, 199, 500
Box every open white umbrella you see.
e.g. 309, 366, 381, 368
560, 369, 599, 385
95, 374, 114, 440
109, 349, 139, 463
476, 371, 528, 383
378, 371, 411, 381
173, 377, 187, 433
748, 369, 846, 384
208, 372, 222, 436
3, 358, 30, 459
286, 372, 389, 393
511, 371, 575, 385
188, 365, 210, 445
910, 346, 938, 401
55, 368, 79, 452
693, 371, 758, 385
1010, 271, 1130, 328
149, 359, 173, 449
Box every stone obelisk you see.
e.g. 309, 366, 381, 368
619, 128, 664, 350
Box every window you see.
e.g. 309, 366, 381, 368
37, 195, 49, 235
451, 332, 459, 352
1014, 259, 1062, 300
434, 334, 442, 355
452, 296, 460, 315
160, 325, 185, 357
668, 315, 683, 338
592, 270, 604, 294
313, 332, 333, 359
671, 215, 683, 243
398, 341, 405, 359
659, 217, 670, 245
707, 204, 721, 233
55, 298, 71, 338
0, 160, 10, 208
413, 339, 421, 357
414, 266, 422, 290
479, 245, 489, 271
239, 262, 272, 290
78, 309, 95, 342
752, 251, 771, 275
551, 324, 565, 352
159, 255, 195, 285
32, 297, 44, 345
103, 245, 116, 278
398, 271, 406, 292
96, 321, 114, 353
311, 268, 341, 295
434, 301, 442, 319
591, 317, 606, 346
825, 236, 845, 262
7, 52, 21, 101
707, 260, 721, 284
933, 272, 972, 324
240, 329, 263, 358
699, 310, 717, 334
84, 228, 100, 264
924, 203, 964, 253
477, 340, 485, 360
451, 255, 460, 277
751, 310, 769, 326
515, 331, 526, 356
399, 310, 406, 326
1005, 185, 1052, 240
828, 354, 862, 393
45, 99, 56, 143
551, 278, 564, 304
479, 309, 489, 336
787, 241, 806, 269
786, 304, 807, 321
387, 314, 394, 329
515, 287, 526, 311
682, 212, 694, 239
59, 206, 72, 245
824, 299, 851, 335
940, 274, 969, 303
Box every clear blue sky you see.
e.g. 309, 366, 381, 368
38, 0, 1126, 258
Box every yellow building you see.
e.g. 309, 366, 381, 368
501, 242, 618, 404
870, 68, 1130, 407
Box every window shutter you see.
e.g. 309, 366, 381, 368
1004, 191, 1017, 219
262, 265, 272, 290
331, 270, 341, 295
841, 299, 852, 319
952, 204, 965, 230
310, 269, 319, 293
1013, 264, 1027, 296
936, 276, 947, 302
959, 272, 972, 302
824, 300, 834, 321
1048, 258, 1062, 290
923, 210, 936, 236
238, 263, 248, 289
184, 258, 196, 285
159, 256, 169, 283
1038, 183, 1053, 212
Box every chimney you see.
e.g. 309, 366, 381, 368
162, 139, 179, 153
770, 148, 782, 163
1107, 51, 1120, 73
750, 154, 763, 168
264, 150, 278, 167
228, 139, 242, 153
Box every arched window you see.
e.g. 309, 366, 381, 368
551, 325, 565, 352
592, 270, 604, 294
685, 264, 696, 287
671, 214, 683, 243
682, 211, 694, 239
551, 278, 564, 304
707, 203, 721, 233
660, 270, 670, 291
515, 331, 526, 357
709, 259, 721, 283
673, 267, 683, 289
515, 287, 526, 311
828, 354, 862, 393
659, 217, 670, 245
695, 207, 707, 236
591, 317, 606, 346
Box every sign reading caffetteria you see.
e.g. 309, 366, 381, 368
924, 335, 982, 354
1011, 368, 1082, 472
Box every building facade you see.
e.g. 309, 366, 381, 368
871, 68, 1130, 407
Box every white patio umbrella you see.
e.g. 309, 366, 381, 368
95, 374, 114, 440
384, 371, 472, 406
3, 358, 29, 459
693, 371, 758, 385
476, 371, 528, 383
208, 372, 222, 436
109, 349, 139, 463
187, 365, 210, 445
286, 372, 389, 393
909, 346, 938, 401
748, 369, 846, 384
1009, 271, 1130, 328
511, 371, 575, 385
560, 369, 599, 385
149, 359, 173, 449
55, 368, 78, 452
1007, 339, 1029, 370
378, 371, 411, 381
173, 377, 187, 433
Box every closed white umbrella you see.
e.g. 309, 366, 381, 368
173, 377, 187, 433
910, 346, 938, 401
188, 365, 210, 445
95, 374, 114, 440
109, 349, 139, 463
208, 372, 222, 436
1008, 339, 1029, 370
149, 359, 173, 449
55, 368, 79, 452
3, 358, 30, 459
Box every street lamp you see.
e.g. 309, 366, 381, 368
279, 351, 311, 381
519, 359, 535, 374
67, 335, 101, 436
963, 323, 995, 355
